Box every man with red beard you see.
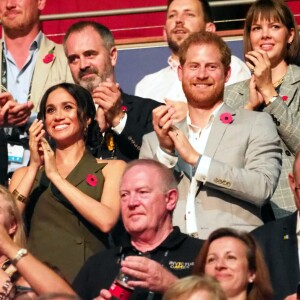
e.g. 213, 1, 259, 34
140, 31, 282, 239
135, 0, 250, 122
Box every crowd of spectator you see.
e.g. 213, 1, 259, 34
0, 0, 299, 299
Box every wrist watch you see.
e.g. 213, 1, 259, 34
11, 248, 28, 265
266, 95, 279, 106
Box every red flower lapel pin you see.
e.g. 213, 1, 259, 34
220, 112, 234, 124
86, 174, 98, 187
43, 50, 55, 64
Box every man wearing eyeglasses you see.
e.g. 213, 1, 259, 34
252, 151, 300, 300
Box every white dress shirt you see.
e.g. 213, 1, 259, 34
156, 103, 224, 235
135, 55, 250, 103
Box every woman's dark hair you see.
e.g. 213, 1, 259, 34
244, 0, 300, 64
38, 82, 98, 146
193, 228, 273, 300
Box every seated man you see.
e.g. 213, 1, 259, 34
252, 151, 300, 300
72, 159, 203, 300
140, 31, 282, 239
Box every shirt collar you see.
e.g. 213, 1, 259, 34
121, 227, 187, 254
187, 102, 224, 133
2, 30, 42, 55
296, 211, 300, 235
167, 56, 180, 72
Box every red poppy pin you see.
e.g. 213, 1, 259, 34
220, 112, 233, 124
43, 50, 55, 64
122, 106, 127, 112
281, 95, 288, 101
86, 174, 98, 187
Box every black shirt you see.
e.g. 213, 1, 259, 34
73, 227, 203, 300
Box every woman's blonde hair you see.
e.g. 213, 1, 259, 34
163, 275, 226, 300
0, 186, 26, 247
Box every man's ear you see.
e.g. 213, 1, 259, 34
224, 66, 231, 83
289, 172, 296, 191
38, 0, 46, 11
205, 22, 216, 32
178, 65, 183, 82
110, 47, 118, 67
163, 27, 167, 42
166, 189, 178, 212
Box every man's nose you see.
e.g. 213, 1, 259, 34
80, 56, 90, 70
6, 0, 17, 9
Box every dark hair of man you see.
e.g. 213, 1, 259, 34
244, 0, 300, 64
122, 159, 178, 194
63, 21, 115, 53
167, 0, 213, 23
193, 227, 274, 300
178, 31, 231, 71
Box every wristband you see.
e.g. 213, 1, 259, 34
11, 248, 28, 265
12, 189, 27, 204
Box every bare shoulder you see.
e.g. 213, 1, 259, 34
97, 159, 127, 175
9, 166, 29, 189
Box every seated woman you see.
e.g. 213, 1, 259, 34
193, 228, 273, 300
163, 275, 226, 300
224, 0, 300, 218
9, 83, 126, 282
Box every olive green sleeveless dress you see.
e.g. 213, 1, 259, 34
26, 150, 109, 282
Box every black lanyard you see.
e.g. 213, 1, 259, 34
1, 47, 34, 101
1, 47, 35, 140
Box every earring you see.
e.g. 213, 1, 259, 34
84, 125, 88, 137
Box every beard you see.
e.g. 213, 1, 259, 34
77, 61, 114, 93
182, 80, 225, 109
2, 14, 38, 37
167, 36, 180, 55
166, 26, 191, 55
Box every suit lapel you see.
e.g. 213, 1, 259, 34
175, 120, 193, 179
0, 44, 2, 90
204, 104, 235, 158
279, 65, 300, 107
66, 151, 106, 187
31, 35, 56, 107
280, 212, 300, 286
175, 104, 236, 178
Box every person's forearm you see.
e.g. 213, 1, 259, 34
6, 244, 75, 295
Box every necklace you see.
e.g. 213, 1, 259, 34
273, 71, 287, 88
